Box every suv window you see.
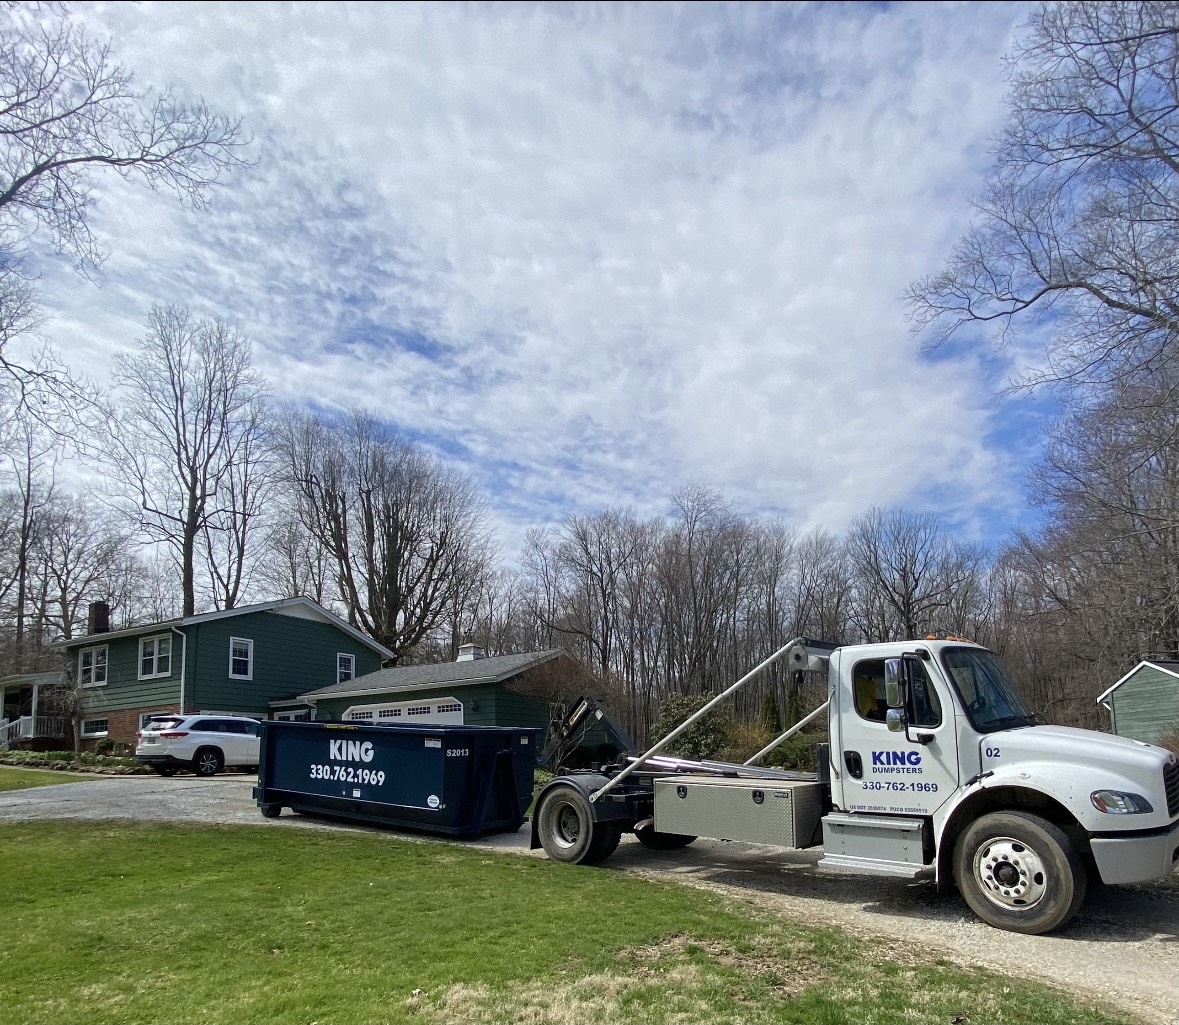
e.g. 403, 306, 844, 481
190, 720, 223, 732
143, 717, 182, 732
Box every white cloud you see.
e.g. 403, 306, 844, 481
35, 1, 1032, 557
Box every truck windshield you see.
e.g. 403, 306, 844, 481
939, 647, 1037, 733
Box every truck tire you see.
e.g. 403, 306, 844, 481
588, 822, 623, 862
635, 825, 697, 850
536, 784, 617, 865
953, 810, 1086, 935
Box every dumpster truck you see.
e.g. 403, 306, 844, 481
531, 636, 1179, 934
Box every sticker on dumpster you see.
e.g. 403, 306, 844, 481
424, 738, 441, 748
427, 794, 440, 809
352, 788, 361, 797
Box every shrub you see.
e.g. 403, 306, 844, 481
1160, 725, 1179, 759
651, 693, 732, 761
758, 690, 780, 734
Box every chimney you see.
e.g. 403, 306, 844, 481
456, 643, 484, 662
87, 601, 111, 635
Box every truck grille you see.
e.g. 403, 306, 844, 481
1166, 759, 1179, 818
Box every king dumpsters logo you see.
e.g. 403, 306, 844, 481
871, 750, 922, 774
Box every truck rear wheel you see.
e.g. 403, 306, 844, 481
953, 810, 1085, 935
537, 784, 618, 865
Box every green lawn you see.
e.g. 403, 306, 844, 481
0, 765, 101, 791
0, 821, 1127, 1025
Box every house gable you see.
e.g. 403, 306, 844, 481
190, 610, 384, 714
1103, 661, 1179, 745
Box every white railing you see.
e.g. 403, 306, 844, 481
0, 715, 66, 748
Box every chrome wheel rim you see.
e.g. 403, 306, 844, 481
973, 835, 1048, 910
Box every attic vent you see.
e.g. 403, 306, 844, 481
457, 643, 484, 662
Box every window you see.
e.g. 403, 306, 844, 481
436, 702, 462, 714
378, 708, 401, 718
81, 718, 109, 738
275, 710, 311, 722
79, 646, 108, 688
349, 710, 374, 721
139, 636, 172, 679
229, 637, 253, 680
407, 705, 432, 717
140, 712, 180, 730
337, 653, 355, 684
852, 658, 941, 728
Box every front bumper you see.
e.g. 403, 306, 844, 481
1090, 816, 1179, 885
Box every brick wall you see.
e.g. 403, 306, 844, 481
79, 703, 186, 749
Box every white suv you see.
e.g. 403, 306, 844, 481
135, 714, 261, 777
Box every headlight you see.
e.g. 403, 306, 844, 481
1090, 790, 1153, 814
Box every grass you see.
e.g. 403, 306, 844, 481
0, 765, 101, 791
0, 821, 1127, 1025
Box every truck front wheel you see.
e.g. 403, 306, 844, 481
536, 784, 618, 865
953, 810, 1086, 935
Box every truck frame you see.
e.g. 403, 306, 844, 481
531, 636, 1179, 934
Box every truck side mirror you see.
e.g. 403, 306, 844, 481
886, 708, 906, 733
884, 658, 907, 708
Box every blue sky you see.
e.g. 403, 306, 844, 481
25, 1, 1048, 559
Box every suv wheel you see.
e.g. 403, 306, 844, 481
193, 748, 223, 777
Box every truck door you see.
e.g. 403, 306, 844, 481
834, 655, 958, 816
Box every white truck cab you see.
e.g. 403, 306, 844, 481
533, 636, 1179, 934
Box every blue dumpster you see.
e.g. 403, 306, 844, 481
253, 720, 539, 836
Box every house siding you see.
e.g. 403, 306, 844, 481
75, 631, 182, 715
191, 611, 382, 714
1109, 665, 1179, 744
63, 604, 387, 746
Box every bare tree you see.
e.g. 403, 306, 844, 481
846, 506, 981, 641
275, 408, 495, 661
908, 2, 1179, 393
199, 396, 271, 610
255, 513, 332, 606
1, 409, 56, 668
108, 306, 269, 617
0, 5, 250, 408
33, 495, 131, 641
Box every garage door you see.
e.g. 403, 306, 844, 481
345, 696, 464, 726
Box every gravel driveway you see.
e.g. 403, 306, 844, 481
3, 774, 1177, 1023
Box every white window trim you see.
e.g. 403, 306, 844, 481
79, 645, 108, 688
138, 635, 173, 681
229, 637, 254, 681
337, 652, 355, 683
81, 718, 109, 738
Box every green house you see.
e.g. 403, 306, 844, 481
55, 597, 393, 747
296, 646, 575, 730
1097, 660, 1179, 745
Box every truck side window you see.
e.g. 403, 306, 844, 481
852, 661, 888, 723
852, 658, 942, 728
